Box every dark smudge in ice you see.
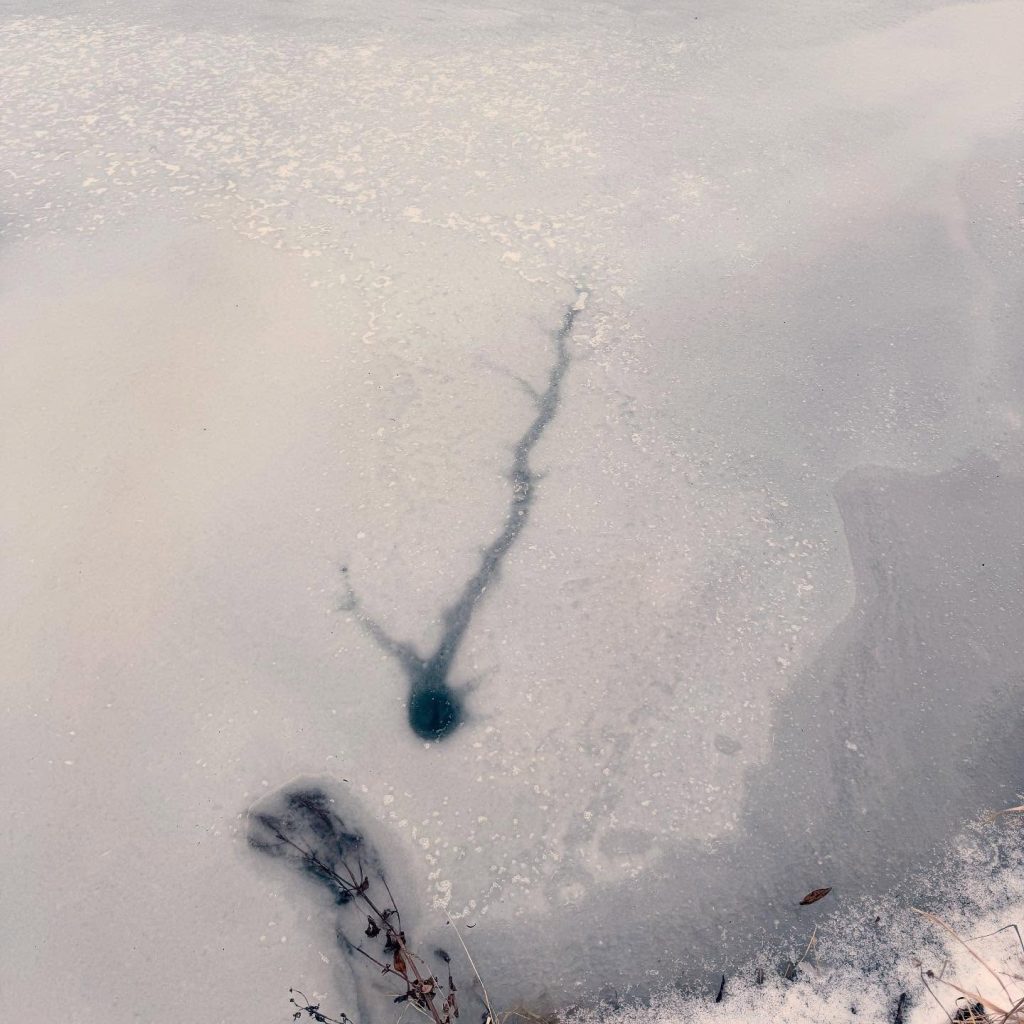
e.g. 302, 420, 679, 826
341, 290, 588, 741
248, 779, 482, 1024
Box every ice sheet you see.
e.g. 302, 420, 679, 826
2, 2, 1023, 1021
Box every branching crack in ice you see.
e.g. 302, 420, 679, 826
342, 288, 589, 741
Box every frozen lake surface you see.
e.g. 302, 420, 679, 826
2, 1, 1023, 1021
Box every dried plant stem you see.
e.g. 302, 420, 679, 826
251, 791, 464, 1024
915, 909, 1015, 1005
446, 915, 495, 1024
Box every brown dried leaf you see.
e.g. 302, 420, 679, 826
799, 887, 833, 906
393, 949, 407, 976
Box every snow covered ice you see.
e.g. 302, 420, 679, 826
2, 1, 1024, 1022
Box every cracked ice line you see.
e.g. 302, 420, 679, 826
342, 288, 589, 740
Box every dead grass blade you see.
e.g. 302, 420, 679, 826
984, 805, 1024, 824
446, 915, 495, 1024
930, 975, 1010, 1017
914, 909, 1015, 1005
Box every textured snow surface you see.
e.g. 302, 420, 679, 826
571, 817, 1024, 1024
2, 1, 1024, 1021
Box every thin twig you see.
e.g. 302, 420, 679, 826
932, 976, 1009, 1017
446, 915, 495, 1024
968, 925, 1024, 960
999, 993, 1024, 1024
914, 910, 1014, 1004
920, 969, 956, 1024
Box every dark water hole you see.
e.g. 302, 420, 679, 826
408, 685, 463, 740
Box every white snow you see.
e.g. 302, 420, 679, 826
572, 815, 1024, 1024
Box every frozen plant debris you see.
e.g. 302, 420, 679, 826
250, 781, 473, 1024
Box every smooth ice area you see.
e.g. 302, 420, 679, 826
2, 1, 1023, 1021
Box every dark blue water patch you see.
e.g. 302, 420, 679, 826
408, 686, 462, 740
